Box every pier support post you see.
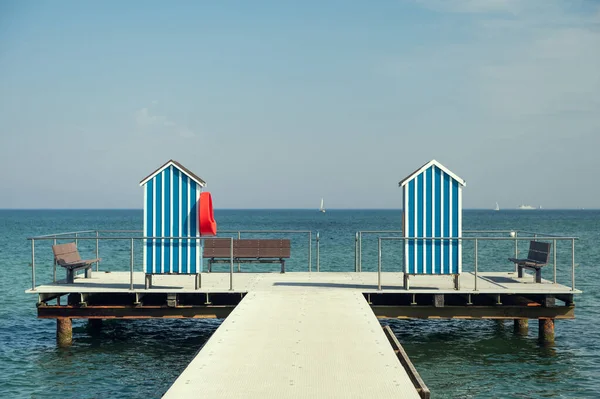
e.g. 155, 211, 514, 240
514, 319, 528, 335
57, 318, 72, 346
539, 318, 555, 343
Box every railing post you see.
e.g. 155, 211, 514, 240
514, 232, 518, 273
31, 239, 36, 291
96, 231, 99, 272
75, 232, 78, 248
354, 232, 359, 272
316, 232, 320, 272
308, 232, 312, 272
378, 238, 382, 291
130, 238, 134, 290
474, 238, 478, 292
237, 231, 241, 272
359, 232, 362, 272
230, 238, 234, 291
571, 238, 575, 291
401, 237, 405, 273
553, 239, 557, 284
53, 238, 57, 283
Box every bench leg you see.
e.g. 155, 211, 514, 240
535, 268, 542, 283
85, 267, 93, 279
281, 259, 285, 274
517, 266, 524, 278
67, 269, 75, 284
145, 274, 152, 289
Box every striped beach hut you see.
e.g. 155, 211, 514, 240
399, 160, 466, 289
140, 160, 206, 288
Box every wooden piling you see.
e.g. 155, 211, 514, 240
538, 318, 555, 343
513, 319, 528, 335
56, 318, 72, 346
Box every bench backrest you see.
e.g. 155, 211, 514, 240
203, 239, 291, 258
52, 243, 82, 265
527, 241, 551, 264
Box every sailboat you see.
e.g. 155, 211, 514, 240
494, 202, 500, 211
319, 198, 326, 213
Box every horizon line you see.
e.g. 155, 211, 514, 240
0, 207, 596, 211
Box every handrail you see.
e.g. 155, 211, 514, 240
39, 229, 315, 272
28, 229, 318, 291
376, 236, 577, 292
28, 230, 96, 239
519, 230, 568, 238
356, 229, 577, 272
207, 230, 313, 272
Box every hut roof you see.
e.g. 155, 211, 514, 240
398, 159, 465, 187
139, 159, 206, 187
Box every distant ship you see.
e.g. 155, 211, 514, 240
518, 204, 536, 210
319, 198, 326, 213
494, 202, 500, 211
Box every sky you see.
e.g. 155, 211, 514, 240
1, 0, 599, 209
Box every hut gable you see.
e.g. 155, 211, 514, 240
140, 159, 206, 187
399, 159, 465, 188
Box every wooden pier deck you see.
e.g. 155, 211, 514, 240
30, 271, 578, 320
163, 289, 421, 398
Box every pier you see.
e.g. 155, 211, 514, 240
24, 160, 583, 397
29, 267, 578, 397
26, 230, 580, 398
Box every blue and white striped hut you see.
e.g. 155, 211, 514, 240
140, 160, 206, 288
398, 160, 466, 289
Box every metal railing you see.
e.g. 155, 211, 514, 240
27, 229, 320, 291
216, 230, 314, 272
375, 235, 578, 292
355, 231, 402, 272
356, 229, 520, 272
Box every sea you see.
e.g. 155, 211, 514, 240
0, 209, 598, 398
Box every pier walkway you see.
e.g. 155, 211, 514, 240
163, 289, 421, 398
29, 270, 579, 397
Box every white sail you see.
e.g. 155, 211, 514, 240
495, 202, 500, 211
319, 198, 326, 213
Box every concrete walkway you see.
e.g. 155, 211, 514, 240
163, 289, 420, 398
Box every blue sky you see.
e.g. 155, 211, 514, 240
1, 0, 599, 209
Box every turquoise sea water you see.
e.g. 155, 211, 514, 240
0, 209, 598, 398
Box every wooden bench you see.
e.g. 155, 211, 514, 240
52, 243, 101, 284
203, 238, 291, 273
508, 241, 551, 283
